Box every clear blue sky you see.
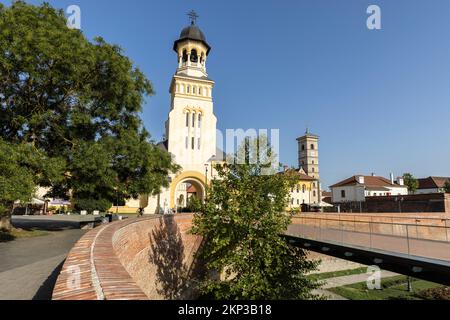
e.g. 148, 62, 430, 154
4, 0, 450, 189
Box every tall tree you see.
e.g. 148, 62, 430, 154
444, 180, 450, 194
0, 2, 179, 215
191, 135, 320, 300
403, 173, 419, 194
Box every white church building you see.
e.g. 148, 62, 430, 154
120, 17, 222, 214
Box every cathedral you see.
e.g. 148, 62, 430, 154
122, 16, 221, 214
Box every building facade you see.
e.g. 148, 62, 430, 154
122, 19, 219, 214
330, 175, 408, 203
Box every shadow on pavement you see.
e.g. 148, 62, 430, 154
32, 260, 65, 300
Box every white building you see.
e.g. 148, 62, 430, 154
416, 177, 450, 194
330, 175, 408, 203
123, 18, 222, 214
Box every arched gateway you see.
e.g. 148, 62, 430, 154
122, 17, 220, 214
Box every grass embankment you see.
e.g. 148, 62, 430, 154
308, 267, 368, 281
0, 228, 49, 242
328, 275, 446, 300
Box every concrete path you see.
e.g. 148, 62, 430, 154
322, 270, 398, 289
0, 229, 86, 300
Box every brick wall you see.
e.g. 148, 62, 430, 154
52, 214, 203, 300
335, 193, 450, 214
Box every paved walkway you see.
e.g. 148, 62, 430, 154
0, 229, 86, 300
322, 270, 398, 289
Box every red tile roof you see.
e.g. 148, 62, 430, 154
330, 175, 402, 188
418, 177, 450, 189
278, 168, 316, 181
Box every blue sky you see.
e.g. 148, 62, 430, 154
4, 0, 450, 189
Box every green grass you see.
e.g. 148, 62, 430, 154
308, 267, 368, 281
0, 228, 50, 243
328, 275, 443, 300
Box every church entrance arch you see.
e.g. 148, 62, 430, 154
170, 171, 206, 210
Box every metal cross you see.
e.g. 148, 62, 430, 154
187, 10, 199, 25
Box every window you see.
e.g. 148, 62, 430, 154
296, 185, 300, 193
311, 144, 315, 150
186, 113, 189, 127
312, 168, 315, 173
313, 191, 316, 197
182, 49, 188, 63
187, 86, 190, 94
198, 114, 202, 128
297, 199, 300, 205
341, 190, 346, 198
291, 187, 294, 193
190, 49, 198, 63
198, 138, 201, 150
291, 198, 294, 205
192, 113, 195, 127
302, 185, 306, 193
302, 144, 305, 151
192, 137, 195, 150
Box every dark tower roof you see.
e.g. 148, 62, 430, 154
173, 23, 211, 54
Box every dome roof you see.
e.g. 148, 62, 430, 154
173, 23, 211, 54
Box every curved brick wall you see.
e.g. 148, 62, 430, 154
52, 215, 203, 300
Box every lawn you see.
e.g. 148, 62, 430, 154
328, 275, 445, 300
0, 228, 50, 242
308, 267, 368, 281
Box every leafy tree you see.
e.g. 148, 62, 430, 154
191, 136, 320, 300
403, 173, 419, 194
0, 2, 179, 213
444, 180, 450, 194
0, 140, 34, 231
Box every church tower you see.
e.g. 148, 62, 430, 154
297, 130, 320, 204
297, 129, 320, 180
165, 12, 217, 170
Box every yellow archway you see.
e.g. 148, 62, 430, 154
170, 171, 207, 208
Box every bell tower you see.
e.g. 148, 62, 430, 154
165, 11, 217, 171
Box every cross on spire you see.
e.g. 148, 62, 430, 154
187, 10, 199, 25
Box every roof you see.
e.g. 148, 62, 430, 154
278, 168, 316, 181
173, 23, 211, 54
330, 175, 404, 189
186, 185, 197, 193
418, 176, 450, 189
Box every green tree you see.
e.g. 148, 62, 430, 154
403, 173, 419, 194
191, 136, 320, 300
0, 2, 179, 213
444, 180, 450, 193
0, 140, 35, 231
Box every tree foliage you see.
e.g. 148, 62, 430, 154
0, 2, 179, 213
191, 136, 320, 300
403, 173, 419, 194
444, 180, 450, 194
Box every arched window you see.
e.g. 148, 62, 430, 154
311, 144, 315, 150
198, 114, 202, 128
191, 137, 195, 150
302, 184, 306, 193
313, 191, 317, 197
187, 85, 190, 94
302, 144, 305, 151
192, 113, 196, 127
296, 185, 300, 193
186, 113, 189, 127
190, 49, 198, 63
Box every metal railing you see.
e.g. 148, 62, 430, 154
286, 215, 450, 262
